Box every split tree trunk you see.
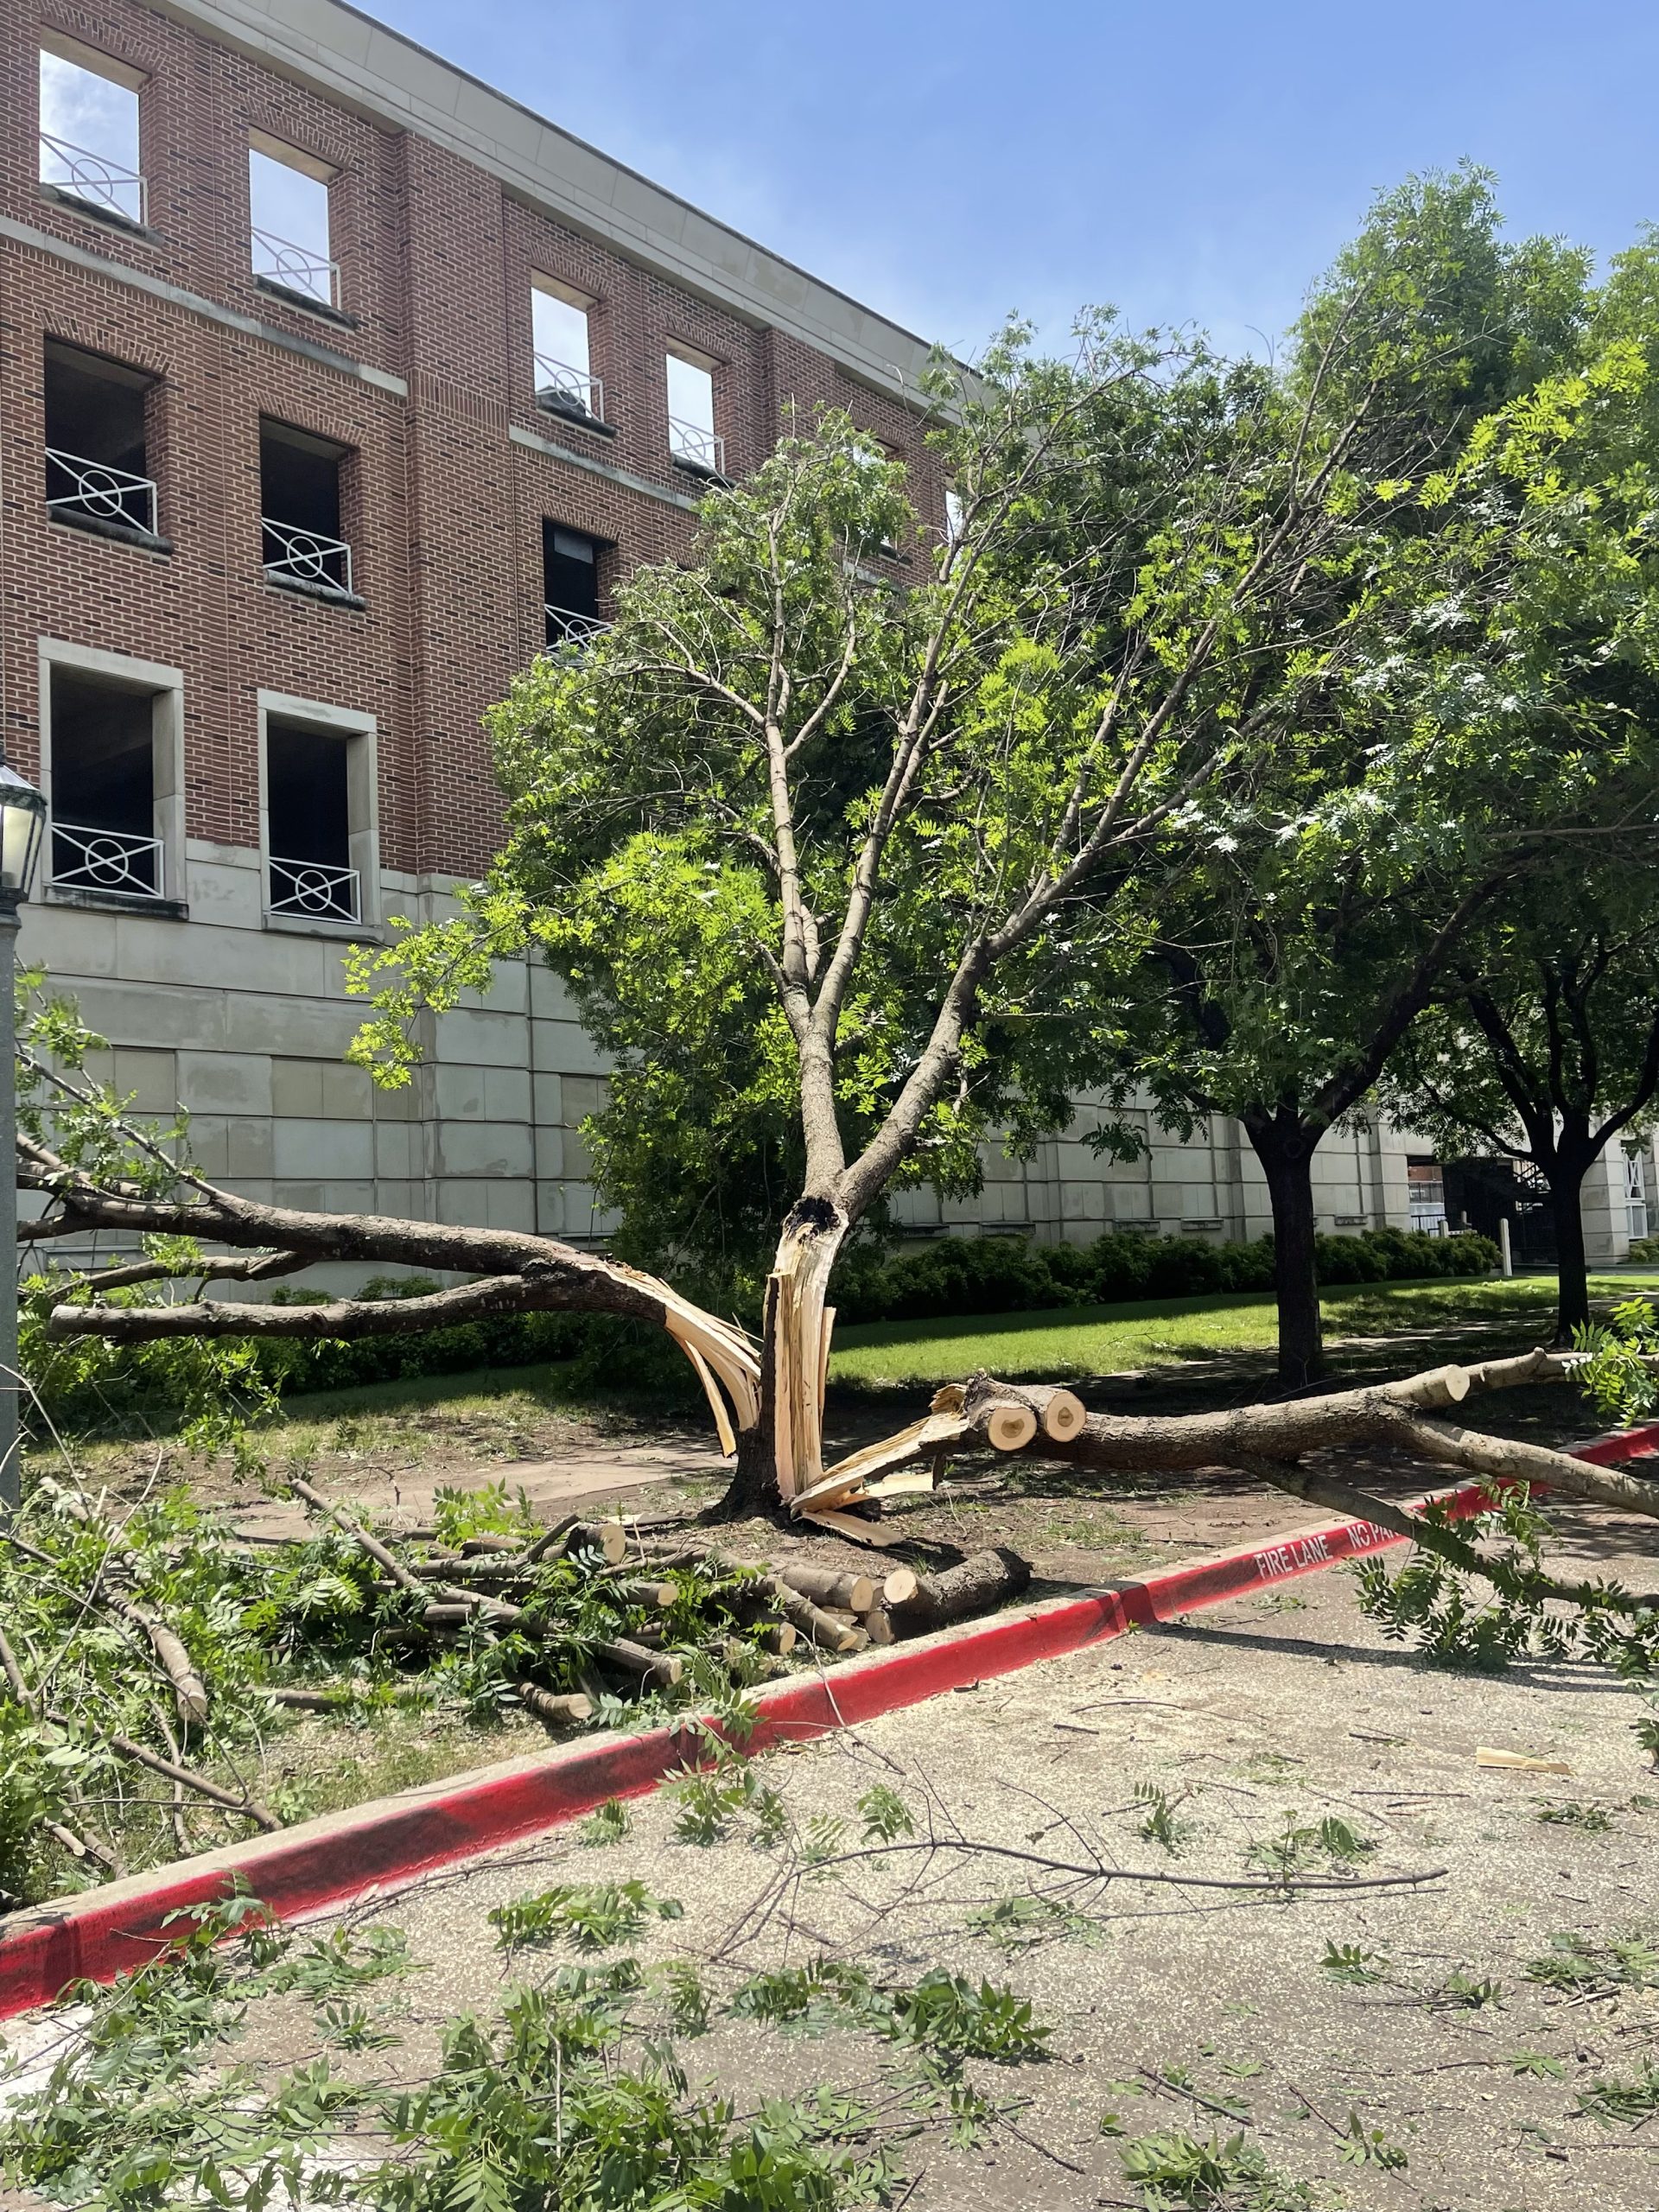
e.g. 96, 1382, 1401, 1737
721, 1194, 849, 1516
1248, 1116, 1325, 1393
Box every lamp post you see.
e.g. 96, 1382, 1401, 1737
0, 765, 48, 1511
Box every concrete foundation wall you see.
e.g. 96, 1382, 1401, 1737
33, 852, 1649, 1274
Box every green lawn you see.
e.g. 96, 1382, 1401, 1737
826, 1271, 1659, 1389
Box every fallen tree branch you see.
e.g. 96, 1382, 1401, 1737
44, 1706, 279, 1830
287, 1475, 427, 1599
56, 1250, 311, 1297
1232, 1455, 1659, 1617
816, 1361, 1659, 1525
30, 1154, 761, 1436
810, 1836, 1448, 1894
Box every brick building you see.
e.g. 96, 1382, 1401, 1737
2, 0, 1648, 1268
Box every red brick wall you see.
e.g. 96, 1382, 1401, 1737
0, 0, 944, 884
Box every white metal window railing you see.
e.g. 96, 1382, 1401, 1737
263, 518, 353, 595
251, 226, 340, 308
40, 132, 146, 226
668, 416, 724, 474
543, 605, 610, 647
534, 353, 603, 423
46, 448, 159, 536
50, 822, 164, 899
267, 856, 359, 923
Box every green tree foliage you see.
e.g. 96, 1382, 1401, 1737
344, 171, 1659, 1454
1385, 865, 1659, 1341
1098, 173, 1659, 1385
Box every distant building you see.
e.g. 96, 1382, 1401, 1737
3, 0, 1647, 1269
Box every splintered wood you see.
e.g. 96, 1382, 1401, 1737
791, 1372, 1088, 1522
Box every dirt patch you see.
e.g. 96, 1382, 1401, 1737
67, 1548, 1654, 2212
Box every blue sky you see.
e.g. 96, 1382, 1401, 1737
373, 1, 1656, 359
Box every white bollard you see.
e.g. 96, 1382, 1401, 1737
1498, 1217, 1514, 1279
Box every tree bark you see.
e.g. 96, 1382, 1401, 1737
1247, 1114, 1325, 1391
1548, 1151, 1592, 1345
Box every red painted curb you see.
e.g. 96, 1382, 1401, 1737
5, 1419, 1656, 2018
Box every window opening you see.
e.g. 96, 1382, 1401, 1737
532, 283, 601, 423
39, 43, 144, 226
260, 419, 353, 596
265, 719, 356, 921
854, 438, 903, 558
1406, 1156, 1447, 1236
543, 522, 604, 646
48, 666, 164, 899
944, 485, 964, 543
249, 137, 338, 308
666, 349, 722, 474
44, 340, 158, 539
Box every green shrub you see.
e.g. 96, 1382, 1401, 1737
830, 1225, 1496, 1324
1626, 1234, 1659, 1264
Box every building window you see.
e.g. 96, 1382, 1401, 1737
260, 419, 355, 600
531, 279, 602, 423
44, 340, 162, 544
1624, 1147, 1649, 1242
249, 134, 339, 310
38, 38, 145, 228
260, 694, 377, 926
666, 347, 723, 475
856, 437, 903, 558
1406, 1157, 1447, 1236
42, 644, 184, 906
543, 523, 606, 646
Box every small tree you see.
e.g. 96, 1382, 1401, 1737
1386, 871, 1659, 1340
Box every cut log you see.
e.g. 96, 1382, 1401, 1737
881, 1567, 919, 1607
1034, 1386, 1086, 1442
518, 1683, 594, 1726
983, 1402, 1039, 1452
859, 1609, 894, 1647
522, 1513, 582, 1565
776, 1563, 876, 1612
615, 1578, 679, 1610
597, 1637, 683, 1689
763, 1578, 863, 1652
760, 1621, 798, 1657
888, 1547, 1032, 1637
565, 1520, 629, 1566
423, 1602, 476, 1630
823, 1358, 1659, 1531
268, 1685, 353, 1710
460, 1534, 522, 1556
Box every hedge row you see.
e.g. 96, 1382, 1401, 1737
829, 1224, 1498, 1326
